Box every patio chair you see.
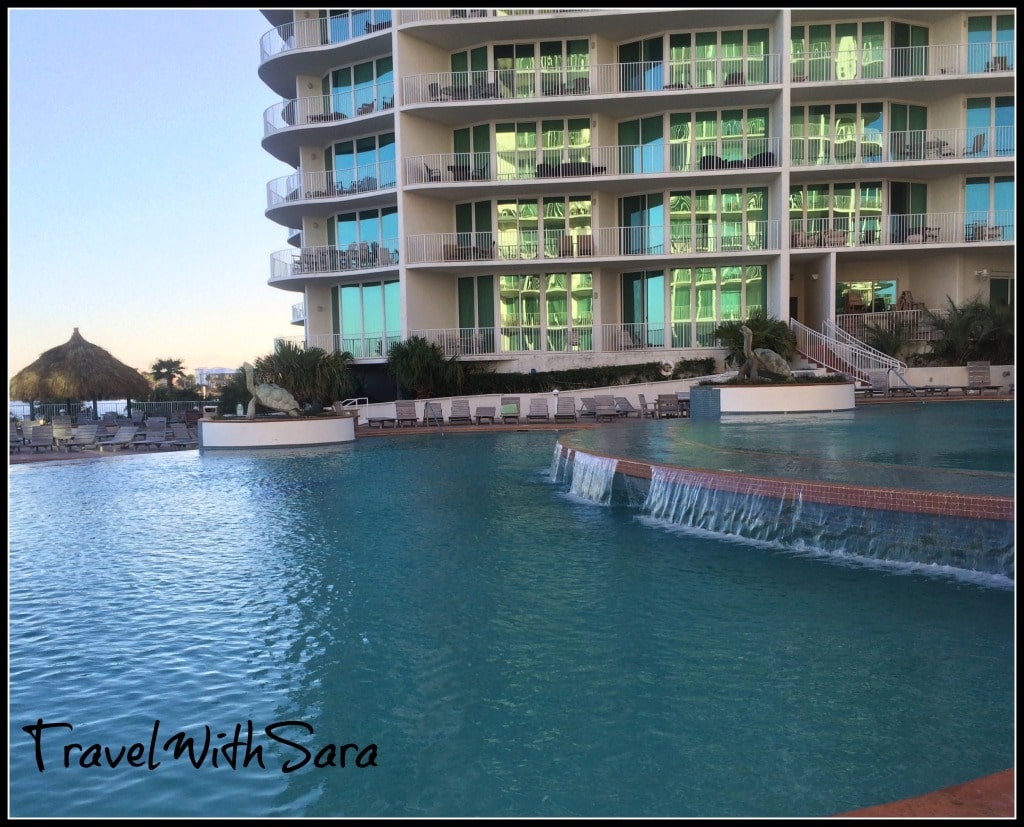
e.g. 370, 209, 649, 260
169, 422, 198, 449
28, 424, 55, 452
499, 396, 521, 424
394, 400, 418, 427
857, 369, 890, 398
51, 416, 73, 451
133, 417, 171, 450
578, 397, 597, 419
964, 133, 986, 157
594, 395, 619, 422
637, 394, 657, 418
66, 424, 100, 452
424, 163, 441, 182
10, 420, 23, 453
448, 399, 472, 425
526, 398, 551, 422
98, 426, 138, 451
554, 395, 578, 422
961, 361, 1001, 396
421, 401, 444, 426
474, 405, 496, 425
615, 397, 642, 418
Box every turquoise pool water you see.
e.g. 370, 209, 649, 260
8, 429, 1015, 817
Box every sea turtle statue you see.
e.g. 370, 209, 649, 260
242, 362, 301, 418
737, 325, 794, 382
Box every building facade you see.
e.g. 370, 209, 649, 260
257, 9, 1014, 375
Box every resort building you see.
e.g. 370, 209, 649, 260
257, 8, 1014, 387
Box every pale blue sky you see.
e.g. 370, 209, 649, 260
8, 9, 297, 382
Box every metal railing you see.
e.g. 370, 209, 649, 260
403, 56, 783, 105
396, 9, 592, 24
791, 125, 1014, 167
789, 40, 1015, 83
267, 162, 398, 208
407, 138, 781, 185
406, 221, 780, 266
789, 210, 1014, 249
270, 240, 401, 281
834, 309, 944, 344
263, 85, 395, 136
260, 11, 393, 64
791, 319, 904, 383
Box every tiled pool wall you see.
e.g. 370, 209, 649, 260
554, 444, 1015, 580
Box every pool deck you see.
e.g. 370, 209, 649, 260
8, 398, 1016, 817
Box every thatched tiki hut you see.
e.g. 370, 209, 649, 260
10, 328, 152, 418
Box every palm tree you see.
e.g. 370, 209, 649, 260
386, 336, 464, 399
254, 341, 356, 408
150, 358, 187, 390
923, 295, 1014, 365
713, 309, 796, 369
865, 321, 912, 360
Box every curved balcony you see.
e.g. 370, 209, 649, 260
406, 223, 781, 267
262, 86, 395, 166
266, 163, 398, 227
258, 12, 393, 99
269, 240, 401, 290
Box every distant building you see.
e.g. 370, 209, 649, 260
194, 368, 239, 395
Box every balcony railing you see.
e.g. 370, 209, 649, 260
264, 86, 395, 136
789, 40, 1015, 82
260, 11, 393, 64
267, 163, 398, 208
791, 125, 1014, 167
407, 222, 781, 266
270, 240, 401, 280
408, 139, 781, 184
403, 56, 782, 105
291, 302, 305, 324
789, 210, 1014, 249
396, 9, 592, 24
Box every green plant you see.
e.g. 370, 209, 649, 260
150, 358, 187, 390
921, 295, 1014, 365
865, 321, 912, 360
386, 336, 464, 398
713, 309, 796, 368
253, 340, 356, 408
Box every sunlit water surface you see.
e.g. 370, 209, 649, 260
9, 430, 1014, 817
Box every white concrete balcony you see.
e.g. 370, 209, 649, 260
791, 126, 1014, 167
406, 138, 781, 185
266, 163, 398, 225
402, 56, 783, 107
259, 12, 393, 65
788, 210, 1014, 250
269, 240, 401, 287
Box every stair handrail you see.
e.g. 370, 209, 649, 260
790, 319, 905, 383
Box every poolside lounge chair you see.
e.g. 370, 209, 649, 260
474, 405, 496, 424
98, 426, 138, 451
66, 424, 100, 452
169, 422, 198, 449
134, 417, 171, 450
637, 394, 656, 418
366, 405, 398, 428
655, 394, 682, 418
421, 401, 444, 426
856, 369, 890, 398
960, 361, 1001, 396
448, 399, 473, 425
395, 400, 419, 427
578, 397, 597, 419
28, 425, 55, 452
51, 416, 74, 451
615, 397, 641, 418
554, 395, 578, 422
500, 396, 521, 424
526, 398, 550, 422
594, 395, 619, 422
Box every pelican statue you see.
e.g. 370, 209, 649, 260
242, 362, 301, 418
738, 325, 794, 382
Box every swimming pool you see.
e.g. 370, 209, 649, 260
8, 429, 1015, 817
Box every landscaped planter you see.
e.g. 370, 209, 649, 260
197, 411, 357, 452
690, 382, 855, 417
